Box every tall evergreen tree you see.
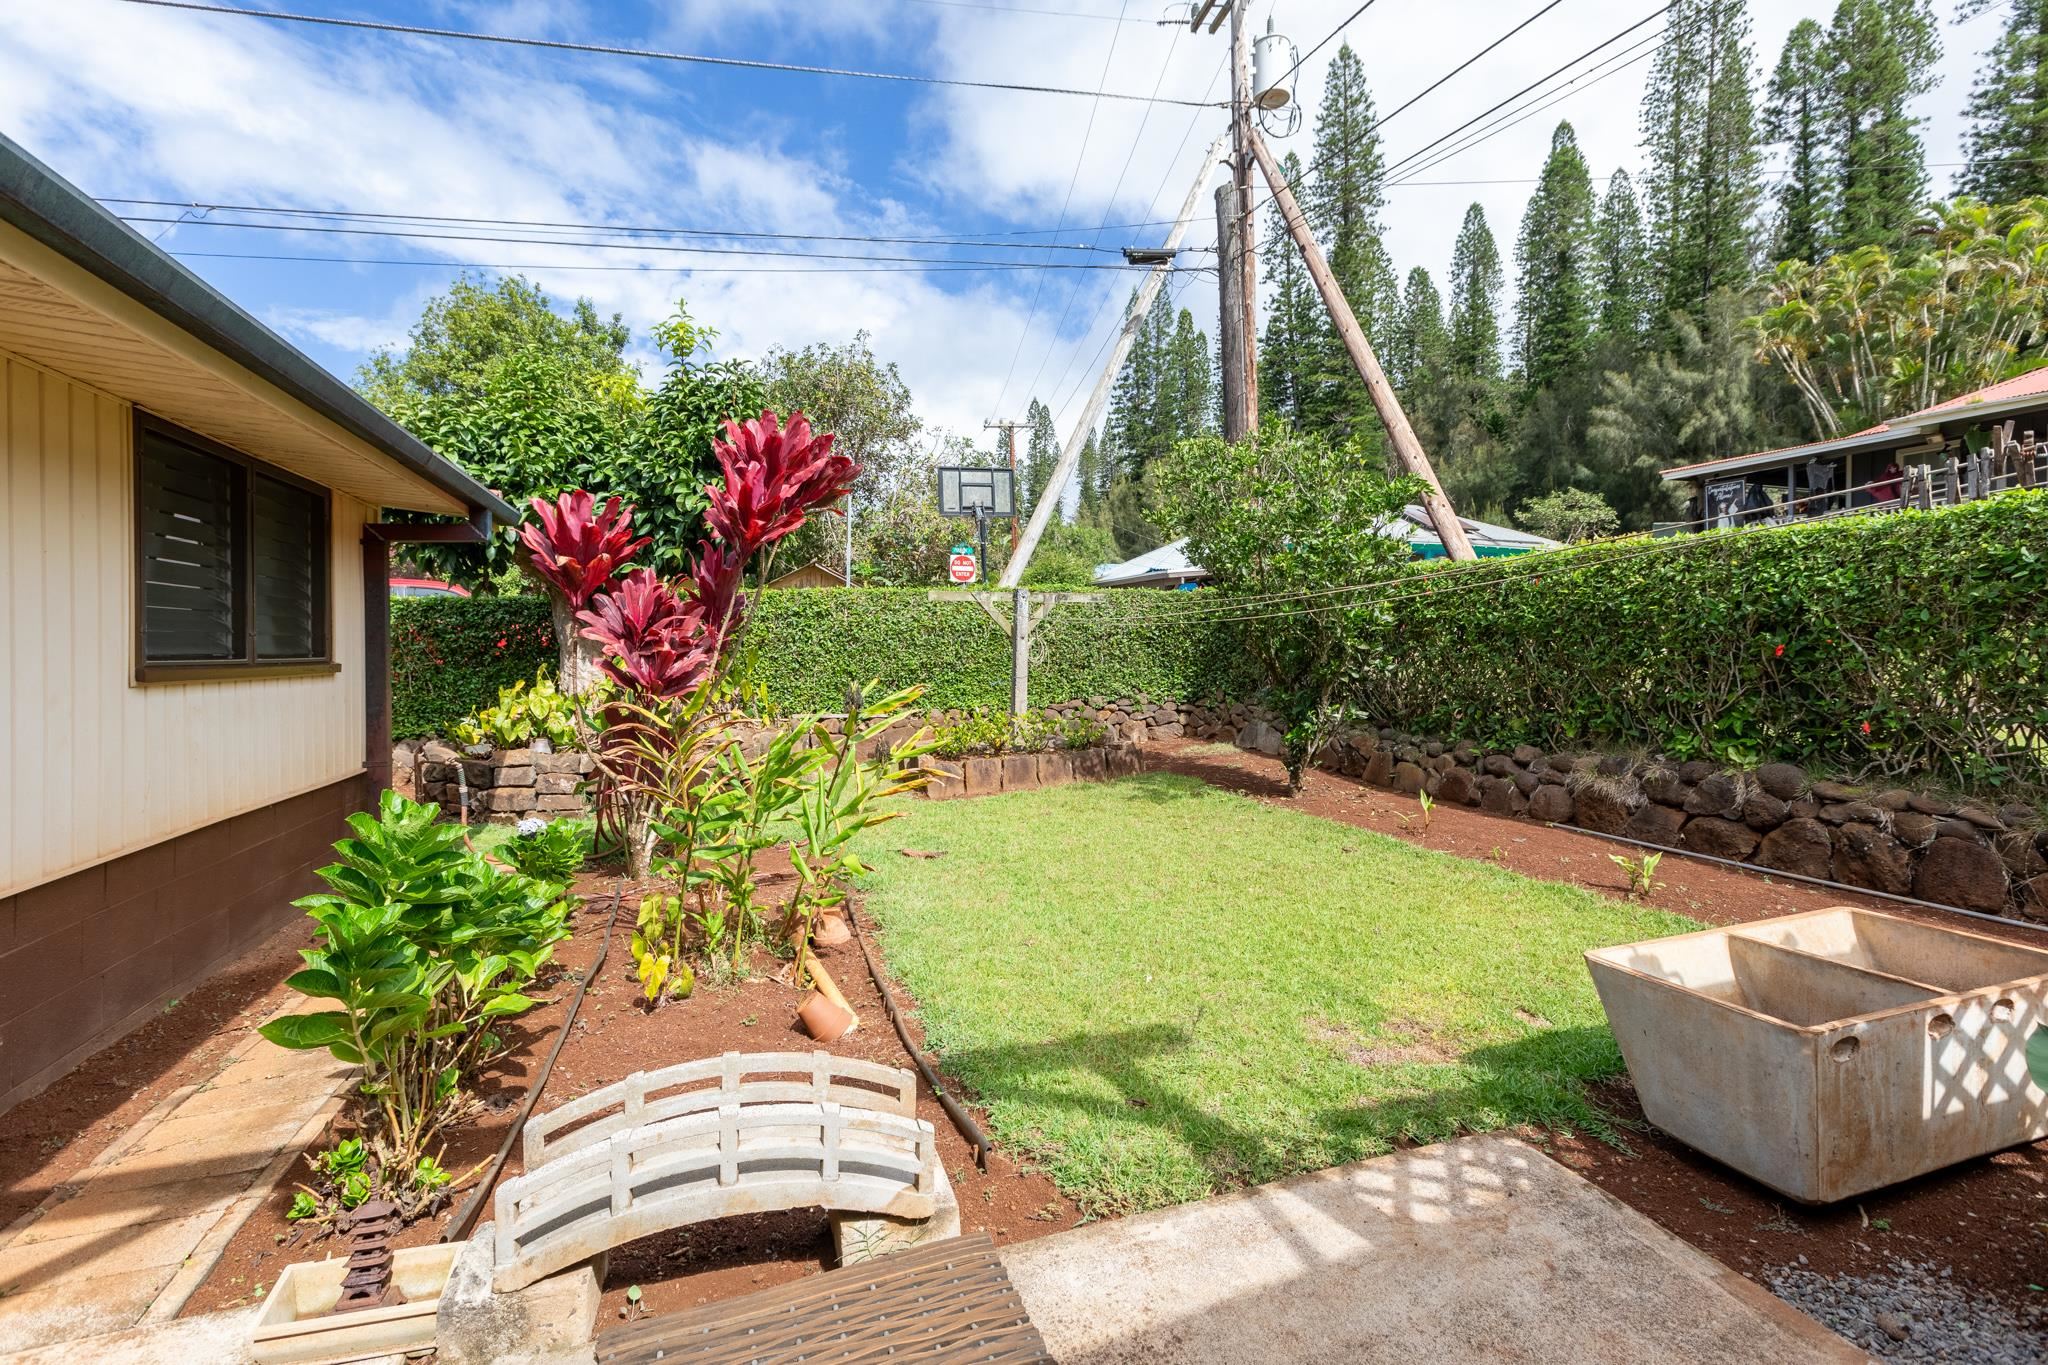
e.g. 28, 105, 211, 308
1022, 398, 1057, 515
1640, 0, 1763, 325
1958, 0, 2048, 202
1304, 43, 1399, 434
1159, 308, 1214, 452
1592, 170, 1651, 347
1387, 267, 1448, 396
1258, 150, 1321, 425
1105, 289, 1166, 479
1828, 0, 1940, 250
1447, 203, 1505, 380
1076, 427, 1107, 524
1513, 122, 1599, 394
1764, 18, 1834, 263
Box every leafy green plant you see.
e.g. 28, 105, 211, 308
260, 792, 568, 1218
629, 893, 697, 1004
928, 707, 1110, 758
693, 727, 826, 974
454, 667, 581, 750
499, 817, 589, 885
1610, 851, 1663, 899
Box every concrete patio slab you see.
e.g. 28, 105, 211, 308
1002, 1133, 1866, 1365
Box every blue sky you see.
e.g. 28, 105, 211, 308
0, 1, 2000, 446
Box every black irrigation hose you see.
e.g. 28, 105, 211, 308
1555, 823, 2048, 936
846, 902, 991, 1172
442, 880, 626, 1245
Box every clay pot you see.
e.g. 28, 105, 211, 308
797, 991, 855, 1044
811, 911, 852, 948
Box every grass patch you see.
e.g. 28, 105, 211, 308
852, 774, 1697, 1216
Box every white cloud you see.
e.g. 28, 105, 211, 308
0, 0, 1998, 448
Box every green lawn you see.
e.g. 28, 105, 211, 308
851, 774, 1697, 1216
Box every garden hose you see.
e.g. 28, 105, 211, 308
846, 901, 990, 1172
441, 880, 625, 1246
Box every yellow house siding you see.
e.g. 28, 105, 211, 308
0, 348, 366, 899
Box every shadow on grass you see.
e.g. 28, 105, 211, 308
930, 1020, 1631, 1215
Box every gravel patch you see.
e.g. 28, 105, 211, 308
1767, 1258, 2048, 1363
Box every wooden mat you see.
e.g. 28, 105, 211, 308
596, 1232, 1053, 1364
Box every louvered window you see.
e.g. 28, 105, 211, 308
136, 418, 330, 677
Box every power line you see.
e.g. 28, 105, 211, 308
168, 249, 1197, 276
113, 0, 1222, 107
115, 214, 1165, 268
900, 0, 1153, 21
1020, 0, 1176, 417
96, 197, 1201, 244
989, 0, 1134, 421
1385, 26, 1667, 185
1269, 0, 1381, 99
1378, 3, 1672, 181
1373, 0, 1570, 130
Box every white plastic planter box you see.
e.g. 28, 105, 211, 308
251, 1242, 459, 1364
1587, 906, 2048, 1203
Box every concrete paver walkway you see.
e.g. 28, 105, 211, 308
0, 1002, 355, 1354
1002, 1133, 1869, 1364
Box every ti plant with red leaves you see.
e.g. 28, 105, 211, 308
514, 410, 867, 880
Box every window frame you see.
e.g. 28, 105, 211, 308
132, 412, 337, 684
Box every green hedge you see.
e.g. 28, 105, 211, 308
1346, 493, 2048, 790
391, 596, 554, 738
737, 588, 1256, 712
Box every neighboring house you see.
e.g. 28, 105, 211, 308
1093, 509, 1555, 588
390, 576, 472, 598
763, 560, 850, 590
0, 134, 514, 1111
1660, 370, 2048, 532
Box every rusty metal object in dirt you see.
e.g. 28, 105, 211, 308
331, 1199, 404, 1313
595, 1231, 1050, 1365
1588, 905, 2048, 1204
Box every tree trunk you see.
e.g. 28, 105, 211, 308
550, 591, 606, 696
622, 798, 656, 881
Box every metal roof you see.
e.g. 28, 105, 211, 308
1093, 511, 1556, 586
0, 131, 515, 524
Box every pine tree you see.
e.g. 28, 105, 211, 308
1304, 43, 1399, 435
1258, 150, 1321, 425
1076, 427, 1107, 524
1448, 203, 1504, 380
1022, 398, 1057, 515
1763, 18, 1833, 263
1105, 289, 1164, 479
1828, 0, 1940, 250
1592, 170, 1651, 347
1513, 122, 1598, 394
1388, 267, 1448, 396
1958, 0, 2048, 202
1640, 0, 1763, 325
1159, 308, 1214, 452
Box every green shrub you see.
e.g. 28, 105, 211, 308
454, 668, 582, 749
928, 707, 1109, 757
736, 588, 1256, 713
391, 597, 553, 738
1346, 494, 2048, 791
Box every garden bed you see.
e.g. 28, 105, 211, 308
173, 851, 1082, 1325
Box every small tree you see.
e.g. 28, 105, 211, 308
1517, 488, 1619, 544
1156, 425, 1418, 793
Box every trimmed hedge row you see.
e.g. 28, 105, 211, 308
736, 588, 1256, 713
1347, 492, 2048, 791
389, 588, 1254, 735
391, 596, 553, 738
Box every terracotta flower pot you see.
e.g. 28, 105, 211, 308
797, 990, 855, 1043
811, 910, 852, 948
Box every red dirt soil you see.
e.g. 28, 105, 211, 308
177, 854, 1081, 1323
1147, 739, 2048, 1309
4, 744, 2043, 1328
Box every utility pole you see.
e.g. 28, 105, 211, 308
999, 132, 1231, 588
1215, 183, 1250, 442
984, 418, 1022, 543
1246, 124, 1477, 562
1228, 0, 1258, 432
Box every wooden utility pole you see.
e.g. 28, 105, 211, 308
1216, 183, 1250, 442
1228, 0, 1258, 430
984, 418, 1022, 542
1245, 125, 1478, 562
999, 132, 1231, 589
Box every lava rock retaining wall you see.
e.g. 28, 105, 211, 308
394, 739, 596, 823
1172, 702, 2046, 918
